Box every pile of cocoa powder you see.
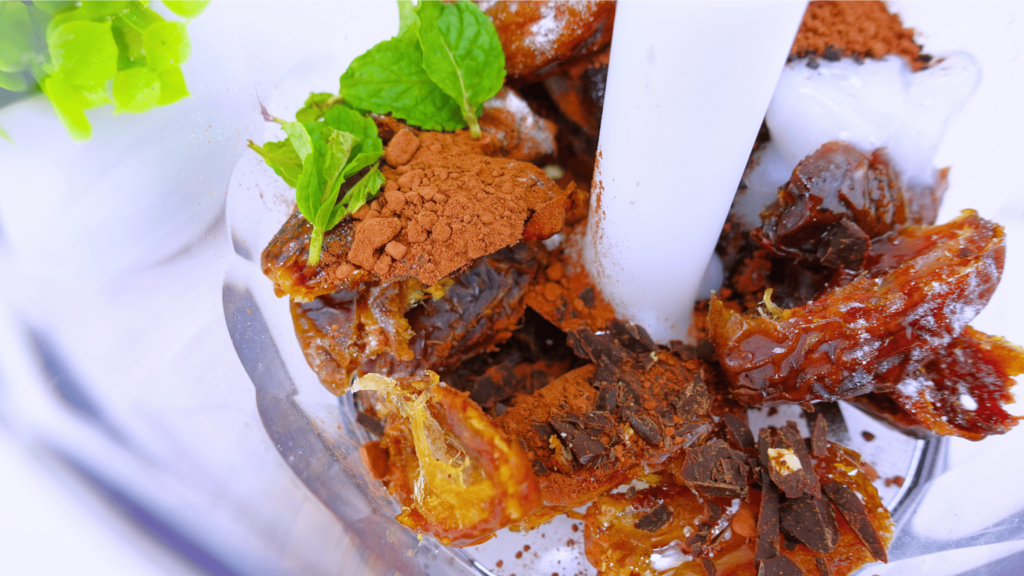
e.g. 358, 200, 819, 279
791, 1, 928, 70
321, 128, 566, 287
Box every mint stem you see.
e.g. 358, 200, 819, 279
466, 111, 481, 138
307, 227, 325, 266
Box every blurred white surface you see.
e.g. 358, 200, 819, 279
0, 2, 1022, 575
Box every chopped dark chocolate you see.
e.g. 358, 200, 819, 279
532, 459, 550, 476
633, 503, 672, 533
759, 423, 821, 499
625, 410, 662, 445
567, 329, 629, 365
814, 557, 832, 576
592, 357, 619, 387
595, 383, 618, 412
757, 554, 804, 576
755, 470, 781, 566
608, 318, 658, 355
356, 411, 386, 438
551, 418, 608, 467
679, 438, 749, 499
724, 413, 756, 451
823, 481, 888, 562
811, 416, 829, 458
780, 493, 840, 554
702, 557, 717, 576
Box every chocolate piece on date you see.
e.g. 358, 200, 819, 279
823, 481, 888, 562
679, 438, 749, 499
780, 493, 840, 554
755, 469, 781, 567
759, 423, 821, 499
633, 503, 672, 533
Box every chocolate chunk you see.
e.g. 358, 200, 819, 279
356, 411, 385, 437
633, 503, 672, 533
680, 438, 749, 499
608, 319, 657, 354
823, 481, 888, 562
704, 501, 724, 525
579, 286, 596, 308
532, 459, 549, 476
822, 45, 841, 62
567, 329, 629, 365
724, 414, 755, 450
583, 411, 614, 432
780, 493, 839, 554
625, 410, 662, 445
759, 423, 820, 499
533, 421, 557, 442
811, 416, 829, 458
551, 418, 608, 467
814, 557, 832, 576
625, 485, 637, 499
702, 557, 717, 576
592, 357, 619, 387
596, 384, 618, 412
755, 470, 780, 567
618, 380, 642, 409
757, 555, 804, 576
807, 56, 820, 70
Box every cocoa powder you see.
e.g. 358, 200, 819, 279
321, 129, 567, 287
791, 1, 928, 70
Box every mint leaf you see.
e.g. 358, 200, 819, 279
295, 92, 340, 122
163, 1, 211, 19
112, 16, 147, 69
118, 5, 165, 32
315, 129, 359, 231
79, 2, 132, 19
397, 0, 418, 36
417, 0, 505, 138
248, 140, 302, 187
143, 21, 190, 71
157, 66, 188, 104
339, 32, 463, 132
49, 21, 119, 86
0, 70, 29, 92
112, 67, 160, 113
43, 74, 91, 140
324, 106, 383, 179
333, 165, 385, 227
0, 1, 36, 73
75, 81, 113, 109
284, 121, 315, 161
33, 1, 76, 16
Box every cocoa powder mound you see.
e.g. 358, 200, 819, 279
791, 1, 928, 71
321, 129, 567, 287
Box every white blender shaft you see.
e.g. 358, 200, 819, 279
583, 1, 807, 343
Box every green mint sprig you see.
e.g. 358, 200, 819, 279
339, 0, 505, 137
0, 1, 208, 142
249, 102, 385, 266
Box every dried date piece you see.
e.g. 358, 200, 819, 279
480, 87, 558, 162
889, 326, 1024, 440
354, 372, 542, 547
544, 48, 609, 136
481, 1, 616, 82
292, 245, 540, 394
496, 350, 715, 517
755, 141, 944, 272
710, 211, 1005, 404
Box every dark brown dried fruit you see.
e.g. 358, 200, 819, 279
711, 211, 1005, 404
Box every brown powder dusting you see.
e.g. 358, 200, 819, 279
791, 1, 928, 71
525, 220, 618, 333
316, 130, 567, 287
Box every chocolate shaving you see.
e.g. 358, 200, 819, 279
356, 411, 385, 437
592, 357, 619, 387
680, 439, 749, 499
625, 410, 662, 445
551, 418, 608, 466
608, 319, 658, 354
633, 503, 672, 533
595, 383, 618, 412
532, 459, 549, 476
702, 557, 717, 576
755, 470, 781, 566
567, 329, 629, 365
814, 557, 832, 576
759, 423, 821, 499
724, 413, 755, 450
780, 493, 840, 554
757, 555, 804, 576
811, 415, 829, 457
823, 481, 888, 562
